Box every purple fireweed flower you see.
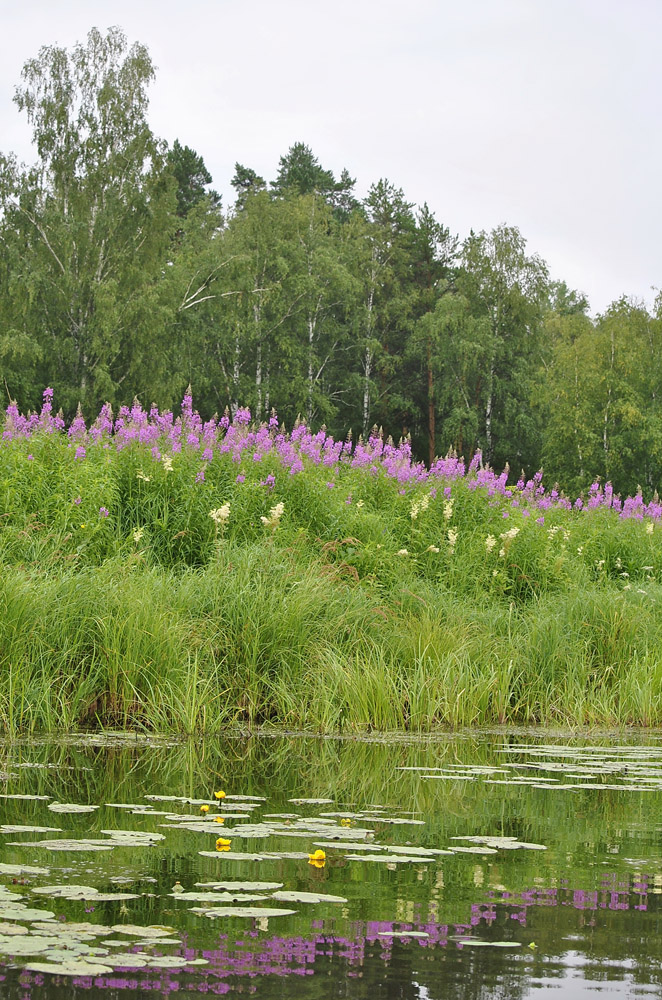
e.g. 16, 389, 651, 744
195, 468, 205, 483
235, 407, 251, 426
261, 473, 276, 489
74, 445, 86, 461
444, 487, 451, 498
202, 447, 213, 461
327, 481, 334, 489
27, 454, 34, 460
99, 507, 109, 518
536, 516, 545, 525
74, 497, 82, 505
236, 474, 245, 483
253, 453, 262, 462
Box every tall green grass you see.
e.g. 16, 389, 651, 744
1, 430, 662, 733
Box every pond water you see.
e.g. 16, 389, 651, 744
0, 730, 660, 999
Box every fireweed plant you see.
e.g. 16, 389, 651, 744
1, 387, 662, 733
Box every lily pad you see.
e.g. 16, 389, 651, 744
272, 890, 347, 904
26, 960, 114, 976
378, 930, 429, 938
47, 803, 99, 814
0, 864, 50, 876
344, 854, 430, 864
32, 885, 99, 898
0, 794, 50, 801
0, 905, 56, 920
288, 798, 334, 805
111, 924, 176, 937
191, 906, 297, 918
7, 839, 115, 852
0, 825, 62, 834
168, 891, 268, 902
198, 851, 266, 861
194, 881, 284, 891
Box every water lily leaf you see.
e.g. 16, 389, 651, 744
168, 891, 268, 902
0, 905, 56, 920
259, 851, 311, 860
26, 960, 114, 976
47, 803, 99, 814
198, 851, 266, 861
288, 798, 334, 805
0, 889, 24, 902
314, 841, 386, 852
0, 864, 50, 876
101, 830, 166, 843
105, 803, 153, 810
263, 813, 301, 820
6, 839, 114, 851
448, 846, 499, 855
194, 881, 283, 891
272, 890, 347, 904
0, 825, 62, 834
451, 836, 547, 851
111, 924, 176, 937
459, 940, 522, 948
344, 854, 430, 864
361, 817, 425, 826
0, 922, 29, 935
0, 794, 50, 801
32, 920, 113, 935
104, 953, 149, 968
32, 885, 100, 898
378, 930, 429, 938
0, 935, 78, 956
191, 906, 296, 918
223, 795, 266, 802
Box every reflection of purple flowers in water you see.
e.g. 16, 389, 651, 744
10, 873, 651, 995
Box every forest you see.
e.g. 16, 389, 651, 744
1, 26, 661, 499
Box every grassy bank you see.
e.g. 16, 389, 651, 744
1, 391, 662, 733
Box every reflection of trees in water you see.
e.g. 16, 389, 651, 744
1, 734, 661, 997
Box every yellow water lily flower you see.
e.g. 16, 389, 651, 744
214, 790, 226, 800
340, 818, 352, 827
214, 816, 225, 824
216, 837, 231, 851
308, 849, 326, 866
200, 804, 210, 813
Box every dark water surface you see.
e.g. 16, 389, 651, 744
0, 730, 660, 999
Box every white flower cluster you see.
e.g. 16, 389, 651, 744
547, 524, 569, 542
443, 499, 454, 521
162, 454, 174, 473
261, 502, 285, 530
209, 503, 231, 527
410, 494, 431, 520
447, 528, 458, 551
499, 526, 520, 558
136, 470, 151, 482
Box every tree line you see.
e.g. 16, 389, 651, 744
1, 27, 661, 497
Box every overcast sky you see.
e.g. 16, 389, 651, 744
1, 0, 660, 316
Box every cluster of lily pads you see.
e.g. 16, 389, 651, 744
0, 782, 555, 980
397, 743, 662, 792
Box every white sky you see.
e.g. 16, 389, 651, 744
1, 0, 660, 316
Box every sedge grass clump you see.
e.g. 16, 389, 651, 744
2, 389, 662, 732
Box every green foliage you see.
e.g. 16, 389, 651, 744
2, 431, 662, 733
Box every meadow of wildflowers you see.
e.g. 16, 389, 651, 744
1, 388, 662, 733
